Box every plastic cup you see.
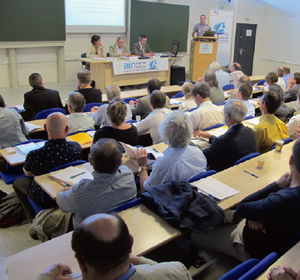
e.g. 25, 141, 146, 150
257, 158, 265, 169
275, 140, 284, 152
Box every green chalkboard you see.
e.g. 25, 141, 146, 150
130, 0, 189, 53
0, 0, 65, 42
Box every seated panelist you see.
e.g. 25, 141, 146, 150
109, 37, 131, 57
132, 35, 155, 56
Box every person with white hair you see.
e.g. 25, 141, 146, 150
194, 100, 256, 172
135, 111, 207, 192
178, 82, 197, 112
209, 62, 230, 88
89, 85, 132, 126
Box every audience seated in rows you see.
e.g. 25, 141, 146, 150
283, 66, 293, 89
129, 78, 170, 119
274, 67, 287, 91
236, 83, 255, 117
203, 69, 225, 105
189, 82, 223, 132
191, 138, 300, 262
284, 72, 300, 103
75, 69, 102, 103
135, 111, 207, 193
67, 92, 95, 135
57, 139, 137, 227
229, 62, 244, 88
136, 90, 171, 144
35, 213, 192, 280
254, 91, 289, 154
178, 82, 197, 112
93, 100, 139, 146
90, 85, 132, 127
194, 100, 256, 172
13, 113, 82, 221
23, 73, 63, 120
0, 94, 29, 172
286, 90, 300, 139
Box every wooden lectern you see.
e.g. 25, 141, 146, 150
189, 37, 219, 81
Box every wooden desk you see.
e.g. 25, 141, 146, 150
258, 241, 300, 279
77, 57, 177, 93
7, 203, 181, 280
216, 142, 293, 210
249, 74, 265, 84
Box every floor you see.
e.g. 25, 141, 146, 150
0, 82, 238, 279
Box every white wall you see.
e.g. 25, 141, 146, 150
1, 0, 299, 89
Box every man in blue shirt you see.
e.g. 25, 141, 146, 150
283, 66, 293, 89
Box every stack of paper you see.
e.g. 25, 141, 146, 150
209, 127, 227, 137
49, 166, 93, 186
14, 141, 45, 156
25, 122, 42, 132
169, 99, 182, 105
68, 133, 93, 145
191, 177, 239, 201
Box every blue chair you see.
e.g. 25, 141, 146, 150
203, 123, 224, 131
217, 101, 226, 106
81, 53, 87, 67
219, 258, 260, 280
0, 139, 45, 185
188, 170, 217, 183
239, 252, 278, 280
257, 79, 266, 86
83, 103, 102, 112
123, 98, 137, 104
109, 198, 142, 213
173, 91, 184, 98
250, 81, 253, 85
244, 115, 255, 120
126, 120, 137, 124
234, 152, 261, 166
35, 108, 66, 120
188, 107, 198, 112
271, 137, 293, 150
27, 160, 87, 214
222, 84, 234, 91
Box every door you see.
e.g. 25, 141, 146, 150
233, 24, 257, 76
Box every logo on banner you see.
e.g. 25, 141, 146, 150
214, 22, 227, 35
149, 60, 157, 70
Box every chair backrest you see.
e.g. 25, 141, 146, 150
217, 101, 226, 106
188, 170, 217, 183
173, 91, 184, 98
126, 120, 137, 124
239, 252, 278, 280
244, 115, 255, 120
35, 108, 66, 120
203, 123, 223, 131
123, 98, 137, 104
188, 107, 198, 112
222, 84, 234, 91
83, 103, 102, 112
234, 152, 261, 166
81, 53, 87, 66
257, 79, 266, 86
109, 198, 142, 213
219, 258, 260, 280
49, 160, 87, 173
271, 137, 294, 150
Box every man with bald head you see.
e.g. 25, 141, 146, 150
35, 213, 192, 280
13, 113, 82, 221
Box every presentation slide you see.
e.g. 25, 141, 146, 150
65, 0, 125, 33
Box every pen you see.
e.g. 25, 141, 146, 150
244, 170, 258, 178
70, 171, 85, 179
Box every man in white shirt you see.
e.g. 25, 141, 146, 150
136, 90, 171, 144
237, 83, 255, 117
190, 82, 223, 132
274, 67, 287, 92
109, 37, 131, 57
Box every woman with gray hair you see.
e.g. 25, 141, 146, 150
135, 110, 207, 192
178, 82, 197, 112
203, 69, 225, 105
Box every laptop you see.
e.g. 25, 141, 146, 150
202, 30, 216, 37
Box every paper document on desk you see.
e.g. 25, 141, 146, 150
49, 166, 93, 186
14, 141, 45, 156
68, 133, 93, 145
169, 99, 182, 105
192, 177, 239, 201
191, 138, 210, 150
246, 118, 260, 126
120, 142, 163, 165
209, 127, 227, 137
25, 122, 42, 132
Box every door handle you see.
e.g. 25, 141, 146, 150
239, 48, 244, 55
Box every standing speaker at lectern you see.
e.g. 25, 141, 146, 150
192, 14, 212, 38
